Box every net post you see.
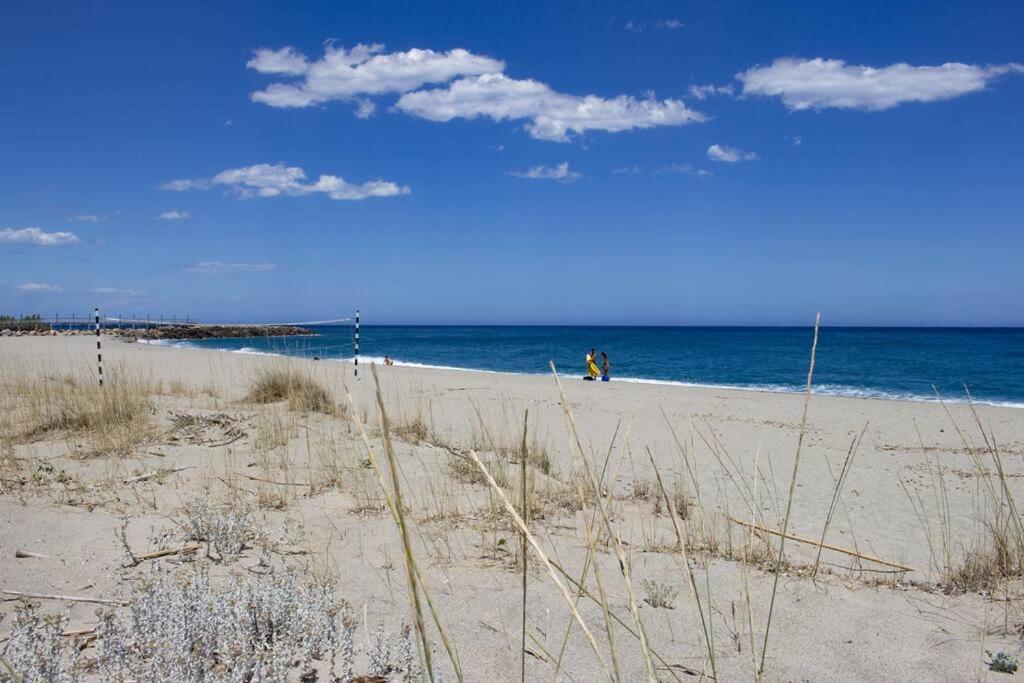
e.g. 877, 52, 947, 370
354, 309, 360, 379
95, 307, 103, 387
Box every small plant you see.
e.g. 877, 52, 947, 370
394, 415, 429, 444
247, 365, 336, 414
630, 479, 654, 500
642, 579, 679, 609
988, 650, 1020, 674
0, 605, 82, 681
181, 498, 259, 560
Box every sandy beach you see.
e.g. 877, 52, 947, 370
3, 334, 1024, 680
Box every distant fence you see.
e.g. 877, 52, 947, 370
1, 310, 361, 385
0, 312, 196, 332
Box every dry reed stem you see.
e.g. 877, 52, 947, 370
466, 448, 613, 681
344, 377, 464, 681
647, 446, 717, 680
812, 422, 868, 580
520, 409, 528, 683
371, 366, 435, 682
550, 362, 656, 683
552, 420, 636, 681
728, 517, 916, 571
758, 313, 820, 678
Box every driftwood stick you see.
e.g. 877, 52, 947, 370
133, 543, 202, 562
728, 516, 917, 572
242, 474, 310, 487
15, 550, 50, 559
0, 590, 126, 607
62, 626, 99, 637
124, 465, 194, 484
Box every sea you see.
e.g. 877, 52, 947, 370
140, 326, 1024, 408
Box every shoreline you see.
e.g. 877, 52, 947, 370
139, 336, 1024, 409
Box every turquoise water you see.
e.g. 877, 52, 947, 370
150, 326, 1024, 407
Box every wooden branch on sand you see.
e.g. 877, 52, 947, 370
15, 550, 50, 559
133, 543, 202, 562
1, 590, 126, 607
242, 474, 310, 487
124, 465, 194, 484
728, 516, 917, 572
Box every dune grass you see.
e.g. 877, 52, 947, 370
3, 363, 154, 456
246, 364, 338, 415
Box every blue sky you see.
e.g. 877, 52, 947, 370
2, 1, 1022, 325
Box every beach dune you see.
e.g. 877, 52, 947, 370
2, 334, 1023, 680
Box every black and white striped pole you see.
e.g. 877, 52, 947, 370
354, 309, 360, 379
95, 307, 103, 387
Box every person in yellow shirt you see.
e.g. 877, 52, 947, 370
585, 348, 600, 380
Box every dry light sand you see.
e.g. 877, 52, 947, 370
2, 334, 1024, 681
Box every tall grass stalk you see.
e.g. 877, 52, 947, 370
550, 363, 656, 682
647, 447, 717, 680
371, 366, 435, 682
758, 312, 820, 678
812, 422, 868, 581
466, 448, 614, 681
552, 420, 634, 681
344, 372, 464, 681
519, 409, 529, 683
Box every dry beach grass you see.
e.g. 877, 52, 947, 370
1, 334, 1024, 680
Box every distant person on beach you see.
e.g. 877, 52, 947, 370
585, 348, 599, 380
384, 355, 394, 366
601, 352, 610, 381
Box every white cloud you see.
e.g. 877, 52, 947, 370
663, 163, 713, 176
707, 144, 759, 163
247, 46, 310, 76
17, 282, 63, 293
791, 135, 802, 146
397, 73, 704, 142
162, 163, 410, 201
508, 162, 581, 182
738, 58, 1024, 111
613, 164, 643, 175
186, 261, 277, 274
249, 43, 505, 109
624, 18, 682, 32
689, 83, 734, 100
93, 287, 144, 297
0, 227, 79, 246
248, 43, 703, 142
67, 214, 104, 223
354, 98, 376, 119
157, 210, 191, 220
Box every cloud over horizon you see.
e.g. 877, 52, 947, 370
707, 144, 759, 163
508, 161, 581, 182
16, 282, 63, 293
93, 287, 145, 297
158, 210, 191, 220
186, 261, 278, 274
162, 163, 410, 201
0, 227, 80, 246
738, 58, 1024, 111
